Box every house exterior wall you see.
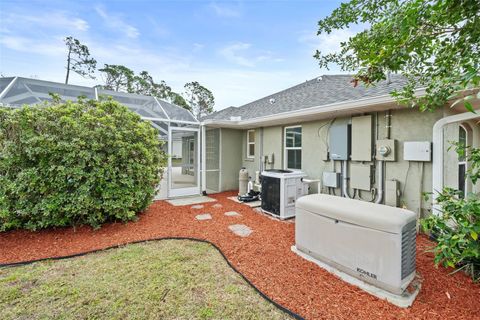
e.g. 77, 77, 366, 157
229, 107, 477, 216
220, 128, 244, 191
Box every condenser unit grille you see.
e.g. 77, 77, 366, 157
261, 176, 280, 215
401, 220, 416, 279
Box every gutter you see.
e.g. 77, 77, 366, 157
432, 111, 480, 215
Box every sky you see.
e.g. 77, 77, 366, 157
0, 0, 357, 111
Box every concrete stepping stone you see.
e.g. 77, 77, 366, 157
195, 214, 212, 221
224, 211, 241, 217
212, 203, 223, 208
228, 224, 252, 237
191, 204, 204, 209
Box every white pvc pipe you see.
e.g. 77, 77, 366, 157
342, 160, 354, 198
374, 161, 384, 204
432, 111, 480, 215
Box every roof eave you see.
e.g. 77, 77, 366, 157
202, 89, 427, 129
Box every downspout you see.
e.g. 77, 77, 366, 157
201, 124, 207, 195
432, 111, 480, 215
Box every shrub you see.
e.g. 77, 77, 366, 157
0, 99, 166, 231
422, 144, 480, 281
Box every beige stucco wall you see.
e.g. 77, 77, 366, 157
232, 107, 471, 217
212, 106, 479, 216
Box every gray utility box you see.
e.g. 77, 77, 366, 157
329, 119, 351, 160
295, 194, 417, 295
351, 115, 373, 161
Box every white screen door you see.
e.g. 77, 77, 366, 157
168, 127, 200, 197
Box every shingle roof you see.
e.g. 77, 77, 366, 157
203, 74, 409, 121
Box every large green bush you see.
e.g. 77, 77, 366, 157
422, 144, 480, 281
0, 99, 166, 231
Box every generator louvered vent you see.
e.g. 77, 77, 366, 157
401, 220, 416, 279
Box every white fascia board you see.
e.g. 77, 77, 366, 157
201, 91, 415, 129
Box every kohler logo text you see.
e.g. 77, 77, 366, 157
357, 267, 377, 279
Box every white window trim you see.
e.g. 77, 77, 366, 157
246, 129, 255, 159
284, 125, 302, 170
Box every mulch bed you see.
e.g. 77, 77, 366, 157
1, 191, 479, 319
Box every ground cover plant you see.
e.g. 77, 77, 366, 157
0, 98, 165, 231
0, 240, 290, 320
422, 144, 480, 281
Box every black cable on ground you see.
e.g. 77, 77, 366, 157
0, 237, 304, 320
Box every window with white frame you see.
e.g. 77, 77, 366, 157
247, 129, 255, 158
284, 126, 302, 169
458, 125, 468, 198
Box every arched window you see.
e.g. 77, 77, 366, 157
458, 125, 468, 198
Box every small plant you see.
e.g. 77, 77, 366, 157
0, 99, 166, 231
422, 143, 480, 281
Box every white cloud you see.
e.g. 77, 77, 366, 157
298, 28, 357, 55
209, 2, 242, 18
219, 42, 281, 67
95, 5, 140, 39
219, 42, 254, 67
193, 43, 205, 52
1, 12, 89, 32
0, 35, 65, 57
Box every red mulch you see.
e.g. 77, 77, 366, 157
1, 191, 479, 320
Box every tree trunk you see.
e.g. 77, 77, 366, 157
65, 47, 71, 84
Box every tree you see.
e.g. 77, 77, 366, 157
169, 92, 191, 111
184, 81, 215, 119
99, 64, 134, 92
64, 36, 97, 84
314, 0, 480, 112
130, 71, 172, 99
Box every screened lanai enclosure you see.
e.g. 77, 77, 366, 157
0, 77, 205, 199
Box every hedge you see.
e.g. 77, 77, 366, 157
0, 98, 166, 231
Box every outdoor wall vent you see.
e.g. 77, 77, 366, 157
269, 98, 276, 104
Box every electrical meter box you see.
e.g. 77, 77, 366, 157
329, 119, 351, 160
403, 141, 432, 161
376, 139, 396, 161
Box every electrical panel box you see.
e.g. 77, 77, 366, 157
351, 115, 372, 161
376, 139, 396, 161
385, 180, 400, 207
329, 119, 351, 160
350, 164, 372, 191
403, 141, 432, 161
323, 171, 341, 188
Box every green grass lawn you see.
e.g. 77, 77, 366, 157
0, 240, 290, 320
